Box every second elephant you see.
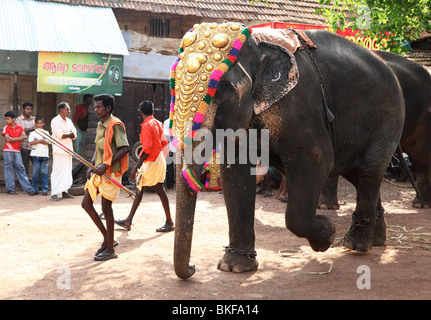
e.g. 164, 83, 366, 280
319, 50, 431, 210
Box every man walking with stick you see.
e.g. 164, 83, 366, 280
81, 94, 130, 261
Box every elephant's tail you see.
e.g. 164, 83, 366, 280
395, 145, 421, 198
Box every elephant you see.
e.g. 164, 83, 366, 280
169, 22, 404, 279
318, 50, 431, 210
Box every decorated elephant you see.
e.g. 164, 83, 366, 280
169, 22, 404, 279
319, 50, 431, 210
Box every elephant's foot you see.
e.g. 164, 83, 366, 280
308, 215, 336, 252
217, 247, 258, 273
413, 196, 431, 209
343, 227, 374, 252
318, 201, 340, 210
343, 209, 385, 251
318, 195, 340, 210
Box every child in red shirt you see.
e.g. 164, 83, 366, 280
2, 111, 36, 195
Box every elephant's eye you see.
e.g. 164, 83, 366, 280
214, 80, 234, 101
218, 79, 232, 92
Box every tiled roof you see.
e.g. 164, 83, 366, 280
36, 0, 327, 25
419, 31, 431, 39
406, 50, 431, 66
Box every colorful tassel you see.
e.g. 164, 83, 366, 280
181, 168, 204, 195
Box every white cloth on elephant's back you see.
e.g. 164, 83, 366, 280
251, 28, 316, 54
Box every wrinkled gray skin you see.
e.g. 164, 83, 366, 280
173, 30, 404, 279
319, 51, 431, 210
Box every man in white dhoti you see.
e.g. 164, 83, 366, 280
50, 102, 77, 201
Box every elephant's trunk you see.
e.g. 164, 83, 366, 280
173, 162, 203, 279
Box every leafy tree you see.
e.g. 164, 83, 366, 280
316, 0, 431, 54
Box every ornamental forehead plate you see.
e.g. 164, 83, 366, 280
171, 22, 245, 147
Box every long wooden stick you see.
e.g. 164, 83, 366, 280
36, 129, 136, 199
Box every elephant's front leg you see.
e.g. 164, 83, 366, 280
285, 159, 336, 252
217, 162, 258, 273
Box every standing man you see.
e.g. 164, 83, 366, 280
16, 102, 35, 175
73, 94, 92, 158
115, 101, 174, 233
50, 102, 77, 201
82, 94, 129, 261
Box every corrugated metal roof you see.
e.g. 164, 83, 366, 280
35, 0, 328, 26
0, 0, 129, 55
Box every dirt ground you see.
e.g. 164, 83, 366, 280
1, 176, 431, 302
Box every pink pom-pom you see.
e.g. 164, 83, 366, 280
232, 39, 244, 50
193, 113, 205, 124
211, 69, 224, 81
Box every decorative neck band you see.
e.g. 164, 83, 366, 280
169, 22, 252, 150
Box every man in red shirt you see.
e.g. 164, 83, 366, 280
2, 111, 36, 195
73, 94, 92, 158
115, 101, 174, 232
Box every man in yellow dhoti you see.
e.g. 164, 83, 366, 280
82, 94, 129, 261
115, 101, 174, 233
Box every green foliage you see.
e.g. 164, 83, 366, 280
316, 0, 431, 54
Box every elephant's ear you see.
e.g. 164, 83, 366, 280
252, 41, 299, 114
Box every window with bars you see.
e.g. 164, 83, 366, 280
150, 18, 170, 37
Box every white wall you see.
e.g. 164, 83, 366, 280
123, 50, 177, 80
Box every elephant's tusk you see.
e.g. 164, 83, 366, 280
237, 62, 253, 87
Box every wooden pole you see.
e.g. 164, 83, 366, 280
36, 129, 136, 199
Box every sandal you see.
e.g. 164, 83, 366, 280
50, 195, 60, 201
276, 196, 288, 202
94, 251, 118, 261
95, 240, 119, 256
114, 219, 131, 231
156, 224, 175, 233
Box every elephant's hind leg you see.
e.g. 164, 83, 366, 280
411, 160, 431, 208
342, 170, 386, 251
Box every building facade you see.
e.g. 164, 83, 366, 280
1, 0, 328, 158
1, 0, 429, 160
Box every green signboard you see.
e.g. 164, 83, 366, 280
38, 52, 123, 96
